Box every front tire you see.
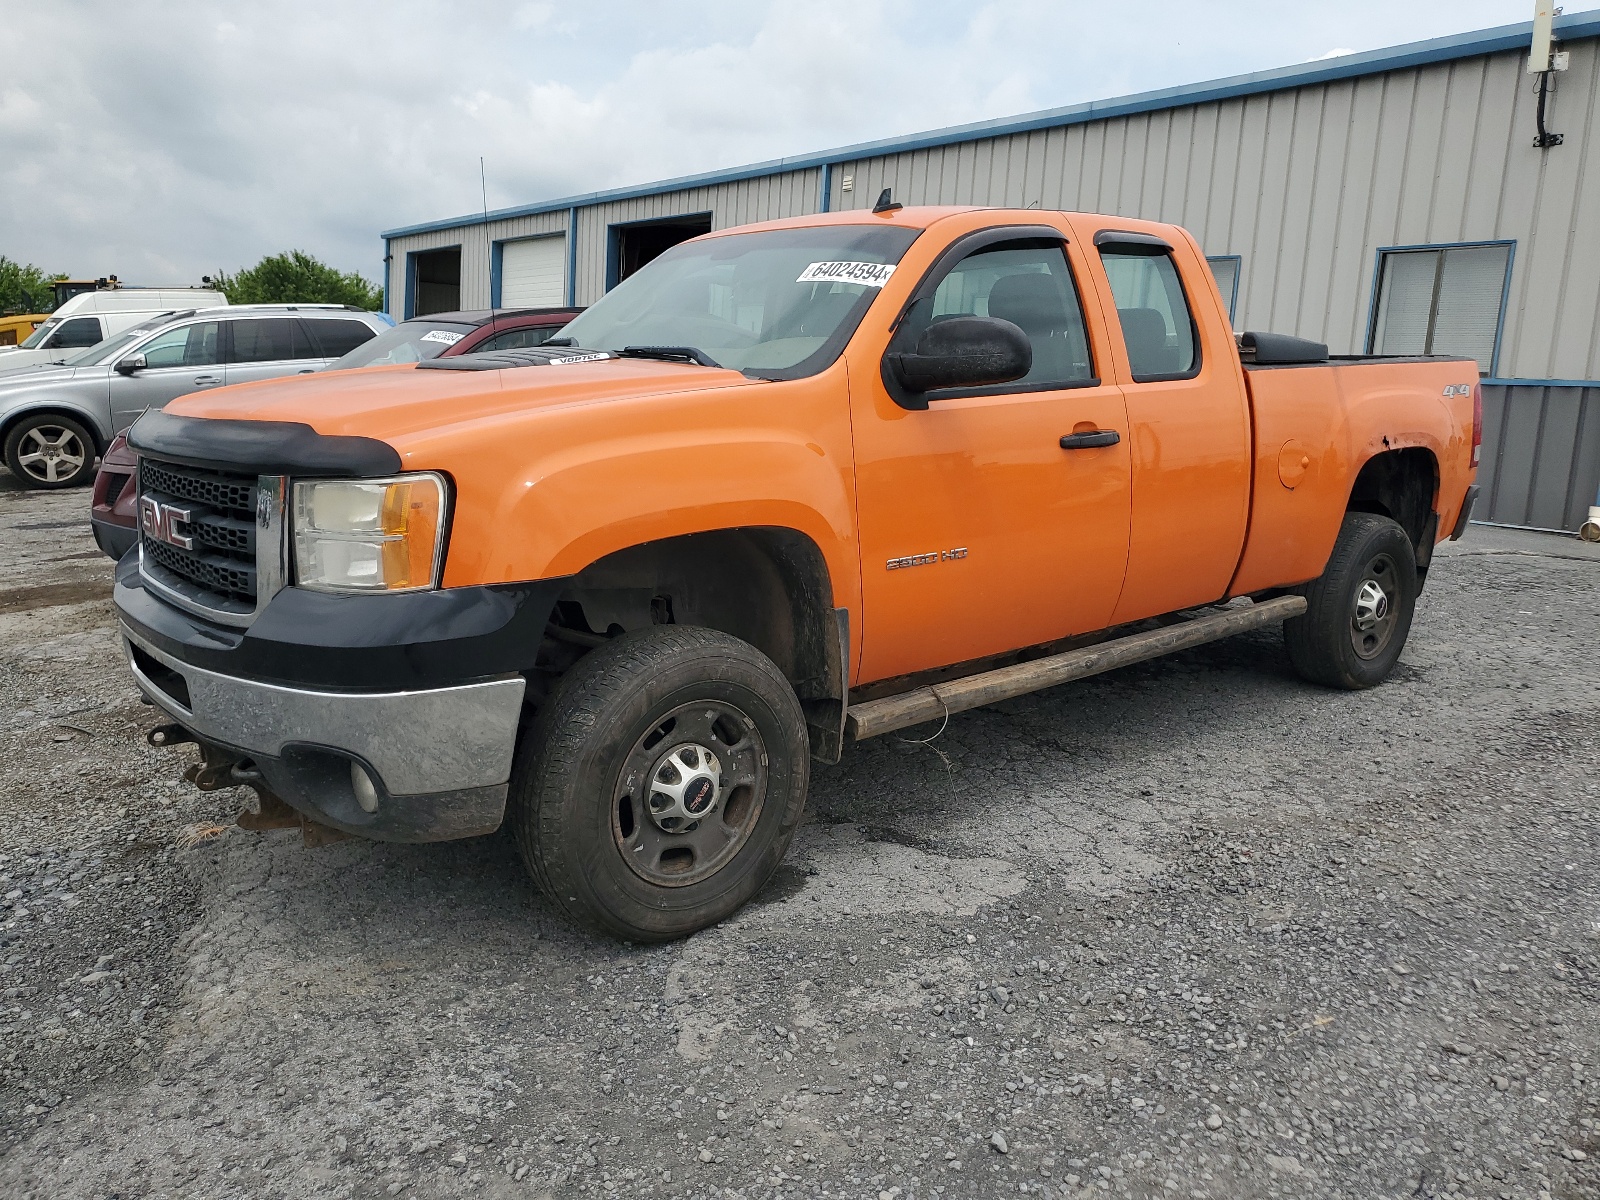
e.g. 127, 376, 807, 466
1285, 511, 1419, 689
4, 413, 97, 489
509, 626, 809, 941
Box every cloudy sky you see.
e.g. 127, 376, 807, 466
2, 0, 1532, 289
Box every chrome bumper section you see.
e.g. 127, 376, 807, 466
121, 624, 525, 797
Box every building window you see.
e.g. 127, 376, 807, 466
1206, 256, 1241, 323
1368, 242, 1512, 373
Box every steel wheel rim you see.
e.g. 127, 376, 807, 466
15, 424, 87, 484
612, 699, 768, 888
1349, 551, 1400, 660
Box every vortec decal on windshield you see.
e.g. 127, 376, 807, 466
420, 330, 465, 345
796, 261, 897, 288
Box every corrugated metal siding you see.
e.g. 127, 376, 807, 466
570, 168, 822, 305
1478, 384, 1600, 530
388, 210, 568, 313
827, 42, 1600, 382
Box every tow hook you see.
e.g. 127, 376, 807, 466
146, 723, 196, 749
147, 723, 350, 848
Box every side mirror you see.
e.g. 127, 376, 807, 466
115, 354, 147, 376
886, 315, 1031, 396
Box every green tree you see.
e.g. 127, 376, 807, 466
213, 250, 383, 310
0, 257, 65, 314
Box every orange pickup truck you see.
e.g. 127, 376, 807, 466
116, 204, 1480, 940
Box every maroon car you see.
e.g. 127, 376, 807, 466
90, 307, 579, 559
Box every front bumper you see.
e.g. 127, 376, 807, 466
114, 554, 567, 843
124, 625, 525, 841
91, 515, 137, 562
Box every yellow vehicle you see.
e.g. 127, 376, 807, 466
0, 313, 47, 347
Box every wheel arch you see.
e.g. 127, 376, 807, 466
0, 403, 110, 458
551, 526, 850, 762
1346, 446, 1440, 573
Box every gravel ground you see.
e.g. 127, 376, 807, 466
0, 469, 1596, 1200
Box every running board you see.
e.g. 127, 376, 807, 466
844, 594, 1308, 741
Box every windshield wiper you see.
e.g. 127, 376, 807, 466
619, 345, 722, 368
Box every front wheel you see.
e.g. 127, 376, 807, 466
4, 413, 97, 489
509, 625, 809, 941
1285, 511, 1419, 689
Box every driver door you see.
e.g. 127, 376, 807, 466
108, 320, 224, 432
847, 226, 1132, 684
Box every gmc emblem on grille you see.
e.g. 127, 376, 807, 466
139, 496, 194, 550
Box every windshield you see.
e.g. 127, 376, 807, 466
19, 319, 58, 350
556, 224, 921, 378
66, 317, 171, 366
328, 320, 477, 369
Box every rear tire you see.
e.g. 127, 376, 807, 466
4, 413, 97, 489
509, 625, 809, 942
1285, 511, 1418, 689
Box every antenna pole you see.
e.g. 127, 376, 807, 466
481, 157, 495, 319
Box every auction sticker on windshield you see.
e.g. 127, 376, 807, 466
796, 261, 897, 287
420, 330, 465, 345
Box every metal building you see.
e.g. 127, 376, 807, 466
382, 10, 1600, 533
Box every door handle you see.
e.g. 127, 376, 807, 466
193, 375, 222, 386
1059, 430, 1121, 449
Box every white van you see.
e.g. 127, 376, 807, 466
0, 288, 229, 372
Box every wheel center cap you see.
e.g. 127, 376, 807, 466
1354, 580, 1389, 630
683, 776, 717, 815
645, 742, 723, 832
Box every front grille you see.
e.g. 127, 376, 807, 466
142, 536, 257, 601
141, 460, 256, 512
138, 460, 260, 609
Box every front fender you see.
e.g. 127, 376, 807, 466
419, 374, 863, 622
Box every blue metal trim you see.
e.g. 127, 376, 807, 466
488, 238, 504, 309
381, 237, 392, 316
1481, 377, 1600, 388
1363, 239, 1517, 371
1206, 254, 1242, 322
566, 208, 578, 307
402, 249, 417, 320
820, 162, 833, 214
380, 11, 1600, 241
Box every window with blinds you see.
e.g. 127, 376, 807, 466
1368, 243, 1511, 373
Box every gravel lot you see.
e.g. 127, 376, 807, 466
0, 469, 1596, 1200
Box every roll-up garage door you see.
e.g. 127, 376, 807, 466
500, 236, 566, 308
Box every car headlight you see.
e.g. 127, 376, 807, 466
292, 474, 447, 593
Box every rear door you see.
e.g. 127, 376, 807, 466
1072, 223, 1251, 624
848, 222, 1132, 683
223, 316, 327, 386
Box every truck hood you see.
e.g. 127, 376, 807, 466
166, 358, 754, 445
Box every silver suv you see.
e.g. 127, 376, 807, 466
0, 305, 390, 489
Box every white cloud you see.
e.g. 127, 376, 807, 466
0, 0, 1525, 286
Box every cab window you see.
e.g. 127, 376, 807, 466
50, 318, 104, 349
893, 239, 1095, 391
138, 322, 222, 368
477, 326, 562, 352
1099, 248, 1199, 380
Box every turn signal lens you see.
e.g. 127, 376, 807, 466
292, 474, 447, 593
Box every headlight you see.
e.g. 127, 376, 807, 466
292, 474, 446, 593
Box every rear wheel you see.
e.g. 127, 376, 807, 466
4, 413, 97, 489
1285, 511, 1418, 689
509, 625, 809, 941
